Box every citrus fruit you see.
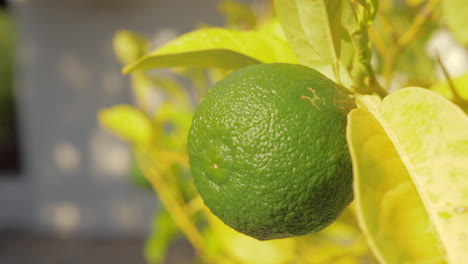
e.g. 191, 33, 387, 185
188, 63, 355, 240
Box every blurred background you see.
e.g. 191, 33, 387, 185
0, 0, 229, 263
1, 0, 467, 263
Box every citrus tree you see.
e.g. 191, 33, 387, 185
99, 0, 468, 263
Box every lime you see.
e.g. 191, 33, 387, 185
188, 63, 355, 240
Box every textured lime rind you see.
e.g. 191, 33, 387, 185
188, 63, 355, 240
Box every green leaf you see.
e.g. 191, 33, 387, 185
431, 72, 468, 102
129, 156, 152, 191
98, 105, 153, 146
153, 103, 193, 150
218, 0, 257, 29
150, 75, 192, 107
299, 0, 342, 63
144, 209, 180, 264
123, 27, 296, 74
347, 88, 468, 263
442, 0, 468, 46
275, 0, 342, 64
125, 49, 260, 73
406, 0, 426, 7
113, 30, 149, 65
275, 0, 355, 86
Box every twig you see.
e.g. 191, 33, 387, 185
435, 53, 468, 106
398, 0, 440, 47
381, 0, 440, 88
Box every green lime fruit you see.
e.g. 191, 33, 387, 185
188, 63, 355, 240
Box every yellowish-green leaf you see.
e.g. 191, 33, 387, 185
274, 0, 354, 86
218, 0, 257, 29
144, 209, 180, 264
203, 206, 296, 264
113, 30, 149, 65
98, 105, 153, 146
442, 0, 468, 46
275, 0, 342, 64
431, 73, 468, 101
347, 87, 468, 263
123, 27, 296, 74
406, 0, 426, 6
150, 76, 192, 107
298, 0, 342, 63
273, 0, 326, 68
257, 19, 287, 41
340, 0, 359, 80
153, 103, 193, 150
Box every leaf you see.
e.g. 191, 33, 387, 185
406, 0, 426, 7
153, 103, 193, 150
275, 0, 342, 64
442, 0, 468, 46
347, 88, 468, 263
129, 156, 152, 191
431, 72, 468, 102
113, 30, 149, 65
203, 207, 296, 264
126, 49, 260, 73
144, 209, 180, 264
298, 0, 342, 63
295, 206, 374, 264
275, 0, 355, 86
98, 105, 153, 146
123, 27, 296, 74
218, 0, 257, 29
150, 75, 192, 107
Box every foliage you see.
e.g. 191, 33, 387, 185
0, 8, 15, 127
99, 0, 468, 263
0, 7, 20, 173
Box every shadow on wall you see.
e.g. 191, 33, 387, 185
0, 0, 225, 238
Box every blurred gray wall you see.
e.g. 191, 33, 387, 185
0, 0, 224, 238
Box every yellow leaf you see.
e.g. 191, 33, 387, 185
98, 105, 153, 146
442, 0, 468, 46
203, 207, 295, 264
113, 30, 149, 65
347, 87, 468, 263
123, 27, 296, 74
431, 72, 468, 113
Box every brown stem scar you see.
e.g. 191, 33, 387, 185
300, 88, 325, 109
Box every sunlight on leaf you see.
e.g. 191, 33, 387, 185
274, 0, 327, 66
431, 72, 468, 101
347, 88, 468, 263
123, 27, 296, 73
442, 0, 468, 46
98, 105, 153, 146
296, 0, 342, 64
274, 0, 353, 86
274, 0, 342, 64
